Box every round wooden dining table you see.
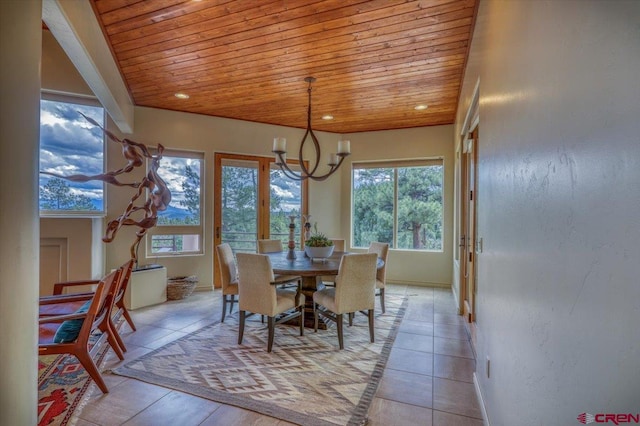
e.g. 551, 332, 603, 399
267, 250, 384, 328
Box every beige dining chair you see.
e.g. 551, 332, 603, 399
368, 242, 389, 313
313, 253, 377, 349
321, 238, 346, 287
330, 238, 345, 252
236, 253, 305, 352
216, 243, 239, 322
257, 239, 301, 288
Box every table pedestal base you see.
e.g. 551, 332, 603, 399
282, 275, 331, 330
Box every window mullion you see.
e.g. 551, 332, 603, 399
393, 168, 398, 249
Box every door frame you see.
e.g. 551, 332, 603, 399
213, 152, 308, 287
454, 79, 479, 330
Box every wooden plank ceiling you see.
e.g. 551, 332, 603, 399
91, 0, 478, 133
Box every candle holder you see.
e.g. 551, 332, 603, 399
287, 215, 297, 260
302, 214, 312, 257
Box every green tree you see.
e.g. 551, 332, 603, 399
179, 164, 200, 224
40, 177, 97, 210
353, 166, 443, 250
221, 166, 259, 250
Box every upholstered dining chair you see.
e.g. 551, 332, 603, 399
257, 239, 301, 288
330, 238, 345, 252
236, 252, 305, 352
313, 253, 377, 349
216, 243, 239, 322
368, 242, 389, 313
321, 238, 346, 287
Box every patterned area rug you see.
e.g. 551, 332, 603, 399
113, 295, 407, 426
38, 343, 110, 426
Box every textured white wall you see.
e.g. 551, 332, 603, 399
0, 1, 42, 423
456, 1, 640, 424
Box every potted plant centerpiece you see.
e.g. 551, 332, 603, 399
304, 223, 334, 260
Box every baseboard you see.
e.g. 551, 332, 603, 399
473, 372, 490, 426
388, 280, 450, 288
451, 285, 460, 313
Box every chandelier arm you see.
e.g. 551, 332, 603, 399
273, 76, 349, 182
306, 155, 345, 182
275, 153, 305, 181
297, 127, 313, 177
280, 167, 305, 181
276, 155, 346, 182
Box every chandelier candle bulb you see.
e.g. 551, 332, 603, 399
273, 137, 286, 153
338, 140, 350, 155
328, 153, 338, 166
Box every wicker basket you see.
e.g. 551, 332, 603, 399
166, 275, 198, 300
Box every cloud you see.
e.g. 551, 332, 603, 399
39, 100, 105, 206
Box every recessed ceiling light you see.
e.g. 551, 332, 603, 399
174, 93, 190, 99
322, 114, 334, 120
414, 104, 428, 111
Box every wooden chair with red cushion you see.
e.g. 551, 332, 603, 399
38, 268, 121, 394
40, 259, 135, 356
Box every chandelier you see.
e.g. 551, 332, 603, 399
272, 77, 350, 181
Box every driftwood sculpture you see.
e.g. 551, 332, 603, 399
40, 113, 171, 261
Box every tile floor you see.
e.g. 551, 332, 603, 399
75, 285, 483, 426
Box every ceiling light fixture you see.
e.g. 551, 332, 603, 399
414, 104, 428, 111
174, 93, 190, 99
322, 114, 334, 120
273, 77, 350, 181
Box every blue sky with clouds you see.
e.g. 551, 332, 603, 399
39, 99, 104, 210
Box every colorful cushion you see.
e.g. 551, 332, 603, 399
53, 299, 92, 343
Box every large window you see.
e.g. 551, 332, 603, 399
39, 94, 105, 216
352, 159, 444, 251
147, 150, 204, 256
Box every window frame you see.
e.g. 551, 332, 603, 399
145, 149, 205, 257
39, 91, 107, 218
351, 158, 444, 252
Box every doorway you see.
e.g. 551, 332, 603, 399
455, 81, 479, 349
213, 153, 308, 287
461, 127, 479, 347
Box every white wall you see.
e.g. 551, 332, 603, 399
42, 30, 92, 96
342, 126, 455, 286
456, 1, 640, 424
0, 1, 42, 423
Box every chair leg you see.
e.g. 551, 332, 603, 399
76, 351, 108, 393
379, 288, 385, 313
229, 295, 235, 313
221, 295, 227, 323
109, 317, 127, 353
267, 316, 275, 352
119, 302, 137, 331
313, 302, 318, 332
106, 330, 125, 360
299, 305, 304, 336
348, 312, 354, 326
368, 309, 375, 343
337, 314, 344, 350
101, 321, 124, 360
238, 310, 245, 344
